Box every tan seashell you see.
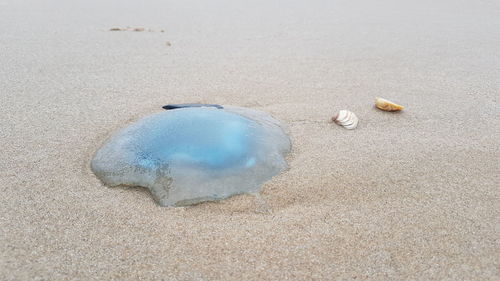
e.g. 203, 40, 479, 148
332, 110, 358, 130
375, 97, 404, 111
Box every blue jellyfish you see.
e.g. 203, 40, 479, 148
91, 105, 291, 206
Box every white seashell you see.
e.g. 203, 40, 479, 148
332, 110, 359, 130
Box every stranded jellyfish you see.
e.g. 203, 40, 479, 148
91, 105, 291, 206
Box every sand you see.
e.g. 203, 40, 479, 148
1, 0, 499, 280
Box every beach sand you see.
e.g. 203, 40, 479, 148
1, 0, 499, 279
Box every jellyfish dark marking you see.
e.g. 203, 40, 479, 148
162, 103, 223, 110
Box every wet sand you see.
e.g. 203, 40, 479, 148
1, 0, 499, 279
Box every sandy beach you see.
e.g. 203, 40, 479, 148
1, 0, 499, 280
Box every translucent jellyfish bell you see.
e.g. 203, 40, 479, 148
90, 105, 291, 206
